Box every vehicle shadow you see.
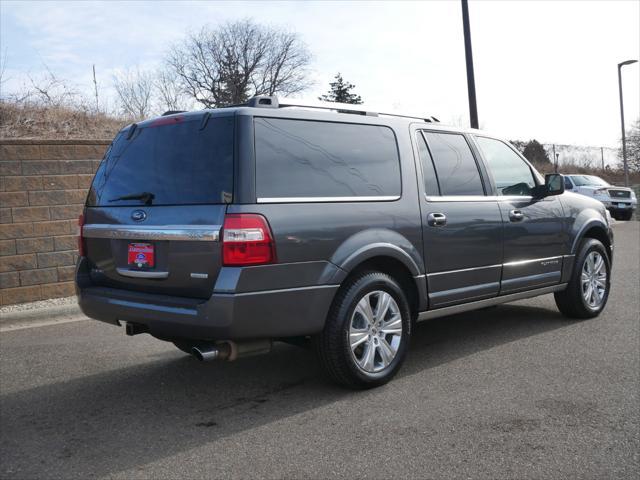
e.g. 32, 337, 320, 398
0, 303, 569, 479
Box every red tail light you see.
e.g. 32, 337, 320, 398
222, 214, 275, 266
77, 214, 86, 257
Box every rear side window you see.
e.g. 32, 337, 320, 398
254, 118, 401, 200
416, 132, 440, 196
87, 115, 234, 206
422, 132, 484, 196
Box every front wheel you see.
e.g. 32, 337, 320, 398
314, 271, 412, 389
554, 238, 611, 319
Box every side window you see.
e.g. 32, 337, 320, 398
564, 177, 573, 189
475, 136, 537, 196
254, 118, 401, 200
422, 132, 485, 196
416, 132, 440, 196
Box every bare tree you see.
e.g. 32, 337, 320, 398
92, 65, 100, 112
620, 118, 640, 173
24, 65, 82, 107
113, 68, 154, 119
0, 48, 8, 95
154, 69, 188, 112
166, 20, 311, 108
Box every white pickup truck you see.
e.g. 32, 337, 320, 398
563, 175, 637, 220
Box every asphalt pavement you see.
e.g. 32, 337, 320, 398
1, 221, 638, 479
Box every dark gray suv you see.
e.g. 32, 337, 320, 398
76, 96, 614, 388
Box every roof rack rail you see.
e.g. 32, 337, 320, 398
162, 110, 186, 116
244, 95, 438, 123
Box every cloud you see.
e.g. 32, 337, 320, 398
2, 0, 638, 146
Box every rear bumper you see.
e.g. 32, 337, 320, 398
76, 258, 338, 341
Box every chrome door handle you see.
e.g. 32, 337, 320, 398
509, 209, 524, 222
427, 212, 447, 227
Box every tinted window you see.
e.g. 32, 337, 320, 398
255, 118, 400, 199
564, 177, 573, 189
88, 115, 234, 206
422, 132, 484, 196
416, 132, 440, 195
475, 137, 536, 196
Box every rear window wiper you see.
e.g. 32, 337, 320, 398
108, 192, 155, 205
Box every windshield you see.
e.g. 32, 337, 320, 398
87, 115, 234, 206
570, 175, 610, 187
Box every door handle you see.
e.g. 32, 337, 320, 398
509, 209, 524, 222
427, 212, 447, 227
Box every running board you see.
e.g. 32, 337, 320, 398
417, 283, 567, 322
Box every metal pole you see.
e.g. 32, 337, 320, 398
601, 147, 605, 171
461, 0, 479, 129
618, 65, 629, 186
553, 144, 557, 173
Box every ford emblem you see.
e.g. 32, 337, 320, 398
131, 210, 147, 222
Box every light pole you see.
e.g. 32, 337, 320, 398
461, 0, 478, 129
618, 59, 638, 187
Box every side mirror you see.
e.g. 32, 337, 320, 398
546, 173, 565, 195
532, 174, 564, 198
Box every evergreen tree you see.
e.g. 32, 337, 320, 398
319, 73, 363, 104
522, 139, 551, 164
509, 140, 526, 154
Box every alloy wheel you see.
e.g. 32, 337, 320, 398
348, 290, 403, 373
581, 251, 607, 308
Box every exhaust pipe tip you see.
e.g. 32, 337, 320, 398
192, 345, 221, 361
191, 340, 270, 362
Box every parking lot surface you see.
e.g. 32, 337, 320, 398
1, 221, 638, 479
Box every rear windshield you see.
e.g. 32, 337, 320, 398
87, 115, 234, 206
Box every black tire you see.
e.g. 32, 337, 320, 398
554, 238, 611, 319
314, 271, 412, 389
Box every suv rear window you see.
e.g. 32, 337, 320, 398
422, 131, 485, 196
87, 115, 234, 206
254, 118, 401, 200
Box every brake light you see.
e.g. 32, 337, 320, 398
77, 214, 86, 257
149, 115, 184, 128
222, 214, 275, 266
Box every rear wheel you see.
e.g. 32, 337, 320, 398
554, 238, 611, 319
314, 271, 411, 389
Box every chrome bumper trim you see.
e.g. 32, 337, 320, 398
83, 224, 221, 242
116, 268, 169, 279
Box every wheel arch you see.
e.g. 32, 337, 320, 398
571, 219, 613, 262
332, 254, 425, 321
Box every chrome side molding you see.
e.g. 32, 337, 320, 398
417, 283, 567, 322
83, 224, 220, 242
116, 268, 169, 279
503, 255, 562, 267
256, 196, 400, 203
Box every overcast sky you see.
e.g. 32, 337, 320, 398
1, 0, 638, 147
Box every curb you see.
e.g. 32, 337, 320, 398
1, 303, 83, 328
